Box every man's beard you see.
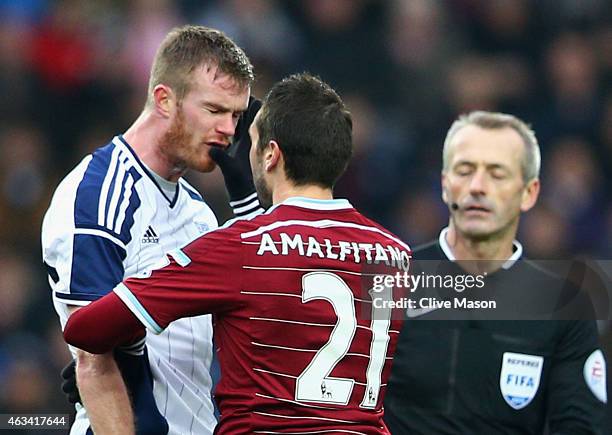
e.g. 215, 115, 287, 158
158, 108, 190, 173
253, 165, 273, 209
158, 108, 215, 174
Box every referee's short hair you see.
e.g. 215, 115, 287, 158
146, 25, 254, 108
442, 111, 541, 184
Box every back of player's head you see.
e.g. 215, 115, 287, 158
255, 73, 353, 189
443, 110, 541, 184
146, 25, 254, 107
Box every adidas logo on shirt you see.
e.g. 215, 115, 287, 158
142, 226, 159, 244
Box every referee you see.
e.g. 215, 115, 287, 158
384, 111, 607, 434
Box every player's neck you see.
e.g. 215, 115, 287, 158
445, 223, 516, 274
123, 111, 184, 182
272, 183, 333, 205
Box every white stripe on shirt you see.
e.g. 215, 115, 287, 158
98, 146, 121, 226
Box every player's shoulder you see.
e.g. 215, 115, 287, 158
209, 209, 273, 238
79, 136, 144, 193
185, 203, 294, 248
179, 210, 258, 244
347, 209, 412, 252
176, 212, 263, 263
53, 137, 139, 203
48, 153, 94, 204
506, 257, 570, 299
48, 136, 147, 235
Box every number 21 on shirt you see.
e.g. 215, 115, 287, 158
295, 272, 393, 408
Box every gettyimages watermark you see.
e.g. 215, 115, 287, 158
358, 259, 612, 321
370, 270, 493, 311
371, 270, 488, 292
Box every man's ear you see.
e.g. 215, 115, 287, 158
265, 140, 282, 172
152, 84, 174, 118
520, 178, 540, 212
441, 172, 449, 205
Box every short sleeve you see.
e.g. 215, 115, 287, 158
114, 227, 243, 333
546, 320, 607, 434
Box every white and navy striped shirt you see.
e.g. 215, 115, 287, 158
42, 135, 217, 435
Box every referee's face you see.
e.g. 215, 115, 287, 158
161, 64, 250, 173
442, 125, 539, 241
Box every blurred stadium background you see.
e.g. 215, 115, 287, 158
0, 0, 610, 430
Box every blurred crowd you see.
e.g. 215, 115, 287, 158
0, 0, 610, 427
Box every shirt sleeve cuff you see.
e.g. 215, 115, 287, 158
113, 283, 164, 334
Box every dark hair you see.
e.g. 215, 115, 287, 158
256, 73, 353, 188
146, 25, 254, 107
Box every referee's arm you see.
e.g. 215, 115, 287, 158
546, 320, 607, 434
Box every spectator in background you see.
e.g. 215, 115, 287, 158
0, 125, 56, 252
120, 0, 181, 92
0, 249, 69, 419
335, 93, 412, 223
197, 0, 302, 74
543, 137, 607, 255
537, 32, 602, 146
520, 205, 570, 259
391, 188, 447, 246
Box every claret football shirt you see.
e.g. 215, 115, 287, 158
114, 197, 411, 434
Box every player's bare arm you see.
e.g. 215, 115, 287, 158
67, 306, 135, 435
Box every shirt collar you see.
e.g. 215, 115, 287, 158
265, 196, 353, 214
438, 227, 523, 270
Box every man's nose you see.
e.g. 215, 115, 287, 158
469, 169, 488, 196
216, 114, 237, 138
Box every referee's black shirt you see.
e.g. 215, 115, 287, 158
384, 240, 607, 435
